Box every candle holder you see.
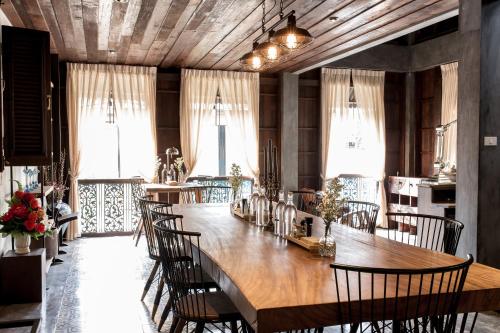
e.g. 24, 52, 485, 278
261, 139, 281, 229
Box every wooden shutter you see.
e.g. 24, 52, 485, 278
2, 26, 52, 166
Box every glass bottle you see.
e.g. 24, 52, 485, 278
249, 184, 260, 221
161, 164, 167, 184
282, 191, 297, 237
273, 190, 286, 236
168, 164, 175, 182
256, 186, 267, 227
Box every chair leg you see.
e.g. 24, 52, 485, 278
135, 221, 144, 247
230, 320, 238, 333
349, 323, 359, 333
158, 298, 173, 331
132, 219, 142, 240
152, 276, 165, 318
141, 260, 160, 301
168, 316, 179, 333
195, 322, 205, 333
173, 318, 187, 333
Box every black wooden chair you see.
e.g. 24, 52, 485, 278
385, 212, 464, 255
330, 255, 474, 333
292, 188, 321, 215
150, 209, 219, 331
338, 201, 380, 234
154, 218, 243, 333
131, 178, 147, 246
137, 197, 174, 319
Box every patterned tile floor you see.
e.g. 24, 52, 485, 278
43, 236, 499, 333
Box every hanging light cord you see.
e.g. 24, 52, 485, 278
279, 0, 284, 19
261, 1, 266, 34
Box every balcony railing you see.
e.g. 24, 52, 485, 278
78, 177, 254, 234
78, 179, 140, 234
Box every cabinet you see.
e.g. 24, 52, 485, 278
2, 26, 52, 166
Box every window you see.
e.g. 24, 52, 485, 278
325, 85, 374, 178
79, 93, 155, 180
190, 94, 248, 177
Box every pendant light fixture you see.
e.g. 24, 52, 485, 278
255, 30, 289, 62
106, 89, 117, 124
239, 42, 267, 71
270, 1, 313, 50
239, 0, 313, 71
254, 2, 288, 63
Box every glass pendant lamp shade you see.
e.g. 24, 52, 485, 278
255, 31, 289, 62
270, 14, 313, 50
240, 42, 267, 71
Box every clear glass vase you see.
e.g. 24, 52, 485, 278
283, 191, 297, 237
273, 190, 286, 236
319, 224, 336, 258
249, 184, 260, 222
256, 186, 267, 226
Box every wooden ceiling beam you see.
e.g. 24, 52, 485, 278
69, 0, 88, 61
266, 0, 416, 73
143, 0, 192, 66
115, 0, 142, 64
38, 0, 67, 58
288, 0, 459, 73
107, 0, 129, 64
1, 0, 25, 27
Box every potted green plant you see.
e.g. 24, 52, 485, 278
229, 163, 243, 212
316, 177, 345, 257
1, 182, 52, 254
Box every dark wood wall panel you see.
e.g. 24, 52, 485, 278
259, 75, 281, 180
384, 72, 406, 177
415, 67, 442, 177
298, 69, 321, 190
156, 72, 181, 162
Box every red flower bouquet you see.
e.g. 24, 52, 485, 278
0, 184, 51, 239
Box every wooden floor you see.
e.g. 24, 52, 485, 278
42, 236, 500, 333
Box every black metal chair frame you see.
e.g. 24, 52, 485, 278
137, 197, 174, 320
154, 218, 242, 333
338, 200, 380, 234
385, 212, 464, 256
330, 255, 474, 333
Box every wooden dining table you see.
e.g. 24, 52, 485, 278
173, 204, 500, 333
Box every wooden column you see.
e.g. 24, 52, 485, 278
404, 72, 416, 176
456, 0, 481, 260
280, 72, 299, 192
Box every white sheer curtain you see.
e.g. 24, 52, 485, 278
440, 62, 458, 169
111, 65, 157, 180
67, 63, 110, 240
180, 69, 219, 177
219, 71, 260, 180
180, 69, 260, 180
321, 68, 351, 187
352, 69, 387, 227
67, 63, 157, 239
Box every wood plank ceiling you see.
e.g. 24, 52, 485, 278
0, 0, 458, 73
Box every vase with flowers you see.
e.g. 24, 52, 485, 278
174, 157, 185, 183
0, 182, 52, 254
316, 177, 345, 258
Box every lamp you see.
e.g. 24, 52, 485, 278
239, 42, 267, 71
165, 147, 179, 170
255, 30, 289, 62
434, 119, 457, 183
270, 14, 313, 50
105, 89, 117, 124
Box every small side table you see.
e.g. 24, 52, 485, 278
0, 249, 46, 304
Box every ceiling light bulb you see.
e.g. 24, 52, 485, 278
286, 33, 298, 49
267, 46, 278, 60
251, 55, 262, 69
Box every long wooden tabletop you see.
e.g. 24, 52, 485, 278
174, 204, 500, 332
